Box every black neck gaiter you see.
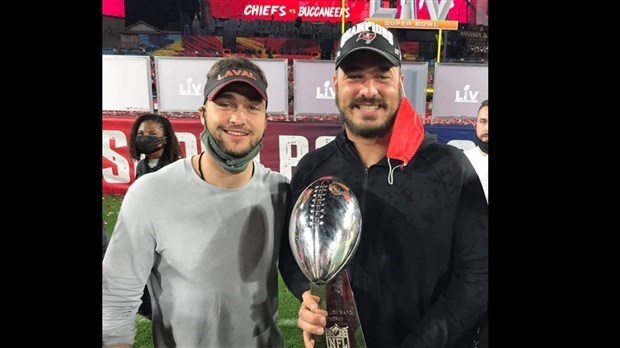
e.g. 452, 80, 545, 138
476, 137, 488, 154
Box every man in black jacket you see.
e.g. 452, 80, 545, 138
279, 21, 488, 348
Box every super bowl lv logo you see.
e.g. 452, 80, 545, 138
369, 0, 455, 20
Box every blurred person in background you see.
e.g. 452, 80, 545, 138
464, 99, 489, 348
128, 113, 183, 180
126, 113, 183, 319
464, 100, 488, 203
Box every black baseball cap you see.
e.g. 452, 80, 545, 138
202, 66, 268, 105
335, 21, 401, 69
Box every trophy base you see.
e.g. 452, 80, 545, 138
311, 270, 366, 348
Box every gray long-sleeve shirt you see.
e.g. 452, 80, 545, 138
103, 158, 289, 347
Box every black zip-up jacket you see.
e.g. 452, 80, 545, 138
279, 131, 488, 348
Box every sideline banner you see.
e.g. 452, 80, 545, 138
103, 118, 473, 194
102, 56, 153, 112
431, 63, 488, 119
103, 118, 341, 194
426, 124, 476, 151
293, 60, 427, 117
155, 57, 289, 115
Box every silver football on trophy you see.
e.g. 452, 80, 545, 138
289, 176, 362, 285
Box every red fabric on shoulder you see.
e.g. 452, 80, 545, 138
386, 97, 424, 166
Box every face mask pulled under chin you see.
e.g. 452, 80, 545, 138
136, 135, 164, 155
200, 126, 263, 174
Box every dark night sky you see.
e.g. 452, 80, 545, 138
126, 0, 200, 31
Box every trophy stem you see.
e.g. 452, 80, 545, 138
310, 270, 366, 348
310, 283, 328, 347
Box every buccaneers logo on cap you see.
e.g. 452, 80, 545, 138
356, 31, 376, 44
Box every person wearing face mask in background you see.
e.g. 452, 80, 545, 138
128, 113, 183, 180
126, 113, 183, 319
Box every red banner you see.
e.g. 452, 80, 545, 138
103, 117, 342, 194
103, 117, 474, 194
